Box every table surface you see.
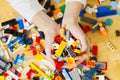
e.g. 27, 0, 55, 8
0, 0, 120, 80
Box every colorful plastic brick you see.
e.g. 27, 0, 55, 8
81, 17, 97, 25
98, 23, 107, 35
92, 5, 98, 13
0, 30, 2, 38
40, 59, 55, 72
91, 23, 99, 33
9, 68, 22, 77
65, 30, 70, 42
54, 41, 67, 58
0, 76, 5, 80
14, 54, 20, 64
110, 1, 118, 9
107, 5, 112, 10
86, 61, 96, 68
54, 36, 63, 44
55, 76, 62, 80
69, 69, 82, 80
66, 57, 75, 67
33, 77, 40, 80
61, 69, 72, 80
59, 5, 66, 14
98, 0, 106, 5
66, 47, 76, 57
1, 36, 8, 43
0, 58, 12, 72
6, 70, 19, 80
96, 75, 105, 80
1, 19, 17, 26
17, 19, 24, 30
85, 5, 93, 14
92, 45, 98, 56
36, 37, 41, 43
74, 49, 81, 54
82, 26, 91, 33
6, 35, 13, 44
30, 63, 51, 80
53, 8, 61, 17
104, 18, 113, 26
54, 0, 60, 3
11, 25, 17, 30
106, 41, 116, 52
50, 5, 55, 11
7, 37, 25, 53
72, 40, 78, 47
17, 54, 25, 65
54, 60, 64, 70
26, 69, 36, 79
97, 6, 109, 13
118, 10, 120, 16
115, 30, 120, 36
97, 62, 107, 70
82, 65, 100, 80
96, 10, 117, 18
79, 10, 85, 17
35, 53, 44, 60
14, 53, 25, 65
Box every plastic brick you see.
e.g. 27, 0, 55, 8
17, 19, 24, 30
96, 10, 117, 18
97, 6, 109, 13
110, 1, 118, 9
81, 17, 97, 25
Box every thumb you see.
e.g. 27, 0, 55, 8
80, 37, 90, 53
45, 34, 54, 57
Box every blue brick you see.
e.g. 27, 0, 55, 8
82, 65, 100, 80
17, 19, 24, 30
118, 10, 120, 16
79, 10, 85, 17
110, 1, 118, 9
96, 10, 117, 18
54, 0, 60, 3
14, 54, 20, 64
97, 6, 109, 13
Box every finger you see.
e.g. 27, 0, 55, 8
80, 37, 90, 53
75, 53, 88, 61
62, 63, 74, 69
74, 54, 88, 67
45, 34, 55, 57
68, 25, 90, 53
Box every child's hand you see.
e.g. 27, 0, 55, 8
62, 22, 90, 68
44, 27, 60, 66
32, 11, 60, 66
62, 1, 90, 68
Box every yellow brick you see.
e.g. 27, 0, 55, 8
0, 76, 5, 80
59, 28, 64, 35
66, 57, 75, 67
40, 39, 45, 47
74, 49, 82, 54
35, 53, 44, 60
60, 34, 66, 40
30, 63, 50, 80
72, 41, 78, 47
55, 41, 67, 58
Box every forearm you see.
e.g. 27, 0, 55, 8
7, 0, 59, 34
32, 10, 59, 34
63, 0, 86, 24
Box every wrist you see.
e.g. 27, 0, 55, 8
62, 16, 79, 28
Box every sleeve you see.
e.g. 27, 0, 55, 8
7, 0, 44, 22
66, 0, 86, 8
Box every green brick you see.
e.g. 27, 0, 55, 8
60, 5, 66, 14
